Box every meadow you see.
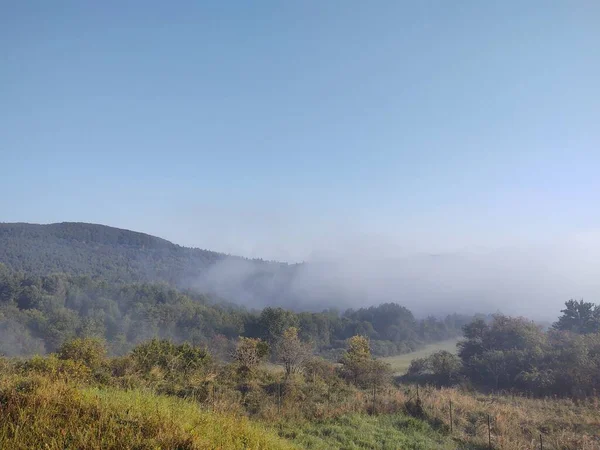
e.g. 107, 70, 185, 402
379, 338, 460, 375
0, 374, 294, 450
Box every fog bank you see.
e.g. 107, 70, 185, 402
190, 232, 600, 321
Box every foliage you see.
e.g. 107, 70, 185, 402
0, 222, 226, 285
275, 327, 313, 376
406, 350, 462, 386
553, 299, 600, 334
454, 311, 600, 396
57, 337, 106, 371
3, 334, 600, 450
130, 339, 211, 376
339, 336, 392, 389
258, 307, 299, 345
0, 265, 467, 359
234, 337, 269, 375
0, 375, 293, 450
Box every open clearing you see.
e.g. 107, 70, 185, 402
265, 338, 460, 375
379, 338, 460, 375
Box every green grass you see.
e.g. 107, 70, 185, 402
0, 375, 295, 450
264, 339, 461, 376
379, 339, 460, 375
276, 413, 461, 450
0, 373, 466, 450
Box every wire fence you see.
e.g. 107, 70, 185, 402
204, 380, 599, 450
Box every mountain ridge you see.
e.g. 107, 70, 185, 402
1, 221, 215, 252
0, 222, 302, 308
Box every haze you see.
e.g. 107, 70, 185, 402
2, 2, 599, 319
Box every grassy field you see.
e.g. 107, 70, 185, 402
265, 339, 461, 376
0, 373, 465, 450
3, 341, 599, 450
276, 413, 461, 449
379, 338, 460, 375
412, 385, 600, 450
0, 374, 295, 450
2, 362, 599, 449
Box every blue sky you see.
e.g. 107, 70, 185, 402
2, 1, 599, 261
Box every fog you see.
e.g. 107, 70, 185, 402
189, 231, 600, 321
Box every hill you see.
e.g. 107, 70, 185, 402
0, 222, 506, 315
0, 222, 299, 306
0, 373, 294, 450
0, 222, 232, 283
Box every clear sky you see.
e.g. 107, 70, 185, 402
2, 1, 599, 261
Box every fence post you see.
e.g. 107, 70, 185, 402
278, 382, 281, 415
372, 383, 376, 415
487, 414, 492, 449
449, 399, 453, 433
212, 384, 216, 411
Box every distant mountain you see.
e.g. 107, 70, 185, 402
0, 222, 289, 289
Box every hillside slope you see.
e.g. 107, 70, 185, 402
0, 223, 296, 301
0, 374, 295, 450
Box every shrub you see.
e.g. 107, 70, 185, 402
58, 337, 107, 370
406, 351, 462, 386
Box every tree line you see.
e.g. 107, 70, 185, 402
406, 299, 600, 397
0, 263, 470, 358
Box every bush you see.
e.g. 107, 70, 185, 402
58, 337, 106, 370
130, 339, 211, 377
406, 351, 462, 386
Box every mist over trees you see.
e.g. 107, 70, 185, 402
5, 221, 600, 399
0, 263, 468, 358
0, 222, 255, 285
3, 222, 597, 319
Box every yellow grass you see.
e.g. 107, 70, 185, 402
406, 385, 600, 450
0, 374, 295, 450
379, 339, 460, 375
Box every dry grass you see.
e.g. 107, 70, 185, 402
2, 350, 599, 450
407, 385, 600, 450
0, 374, 295, 450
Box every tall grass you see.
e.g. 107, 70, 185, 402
2, 345, 599, 450
275, 413, 460, 450
407, 385, 600, 450
0, 374, 295, 450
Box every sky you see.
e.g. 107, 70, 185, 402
1, 1, 600, 264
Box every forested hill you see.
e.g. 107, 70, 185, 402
0, 222, 286, 287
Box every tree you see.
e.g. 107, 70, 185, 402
407, 350, 462, 386
0, 319, 46, 356
234, 337, 269, 374
339, 335, 372, 386
553, 299, 600, 334
0, 263, 19, 303
130, 339, 211, 379
339, 335, 391, 388
275, 327, 312, 376
458, 315, 547, 390
58, 337, 106, 370
258, 307, 298, 344
428, 350, 462, 385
